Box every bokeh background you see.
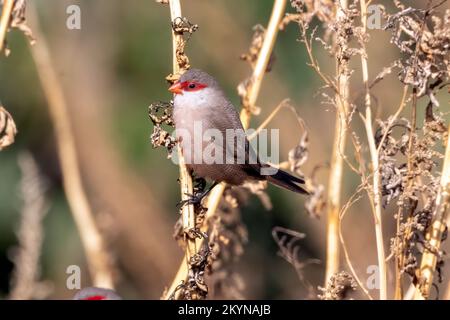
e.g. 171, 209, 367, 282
0, 0, 448, 299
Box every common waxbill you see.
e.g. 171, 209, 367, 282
169, 69, 307, 201
73, 287, 122, 300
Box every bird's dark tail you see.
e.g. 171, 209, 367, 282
265, 169, 309, 194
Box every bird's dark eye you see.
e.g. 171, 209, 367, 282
188, 83, 196, 89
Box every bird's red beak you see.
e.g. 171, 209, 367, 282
169, 81, 183, 95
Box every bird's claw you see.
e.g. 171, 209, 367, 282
177, 192, 205, 207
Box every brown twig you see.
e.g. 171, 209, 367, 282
168, 0, 197, 274
0, 105, 17, 150
240, 0, 288, 127
338, 188, 374, 300
0, 0, 14, 53
162, 0, 287, 299
27, 5, 114, 289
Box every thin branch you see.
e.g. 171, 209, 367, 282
27, 5, 114, 289
324, 0, 349, 286
240, 0, 287, 128
162, 0, 287, 300
398, 0, 434, 299
338, 189, 374, 300
168, 0, 197, 273
376, 85, 408, 154
300, 24, 338, 93
163, 183, 226, 299
247, 99, 290, 141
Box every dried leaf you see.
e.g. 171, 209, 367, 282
0, 106, 18, 150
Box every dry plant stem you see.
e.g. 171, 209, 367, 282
395, 89, 417, 300
163, 183, 226, 299
378, 84, 408, 300
28, 6, 114, 289
339, 191, 373, 299
362, 73, 387, 301
359, 0, 387, 300
168, 0, 197, 274
0, 0, 14, 52
247, 99, 293, 141
240, 0, 287, 127
413, 125, 450, 299
162, 0, 287, 300
376, 86, 408, 154
325, 0, 349, 286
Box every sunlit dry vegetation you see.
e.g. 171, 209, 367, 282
0, 0, 449, 300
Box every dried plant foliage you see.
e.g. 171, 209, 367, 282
318, 271, 357, 300
379, 1, 450, 296
240, 24, 275, 72
166, 17, 198, 83
148, 101, 177, 157
273, 227, 320, 297
288, 129, 309, 176
237, 24, 277, 117
170, 186, 250, 300
206, 188, 249, 299
385, 106, 448, 287
159, 0, 449, 300
286, 0, 450, 299
383, 4, 450, 105
304, 167, 326, 219
241, 180, 272, 210
288, 124, 326, 218
168, 243, 211, 300
0, 105, 17, 150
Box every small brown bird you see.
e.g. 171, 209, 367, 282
169, 69, 307, 203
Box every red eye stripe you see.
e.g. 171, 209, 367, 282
83, 295, 107, 300
179, 81, 208, 92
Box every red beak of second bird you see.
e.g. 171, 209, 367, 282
169, 81, 183, 95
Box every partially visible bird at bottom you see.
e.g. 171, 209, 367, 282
73, 287, 122, 300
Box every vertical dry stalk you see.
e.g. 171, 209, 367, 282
0, 0, 14, 52
9, 152, 49, 300
27, 6, 114, 289
163, 183, 226, 299
325, 0, 349, 286
162, 0, 287, 299
414, 125, 450, 299
359, 0, 387, 300
239, 0, 287, 128
168, 0, 197, 265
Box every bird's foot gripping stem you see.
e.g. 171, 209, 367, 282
178, 192, 205, 207
177, 181, 218, 208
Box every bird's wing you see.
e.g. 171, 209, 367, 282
204, 98, 261, 171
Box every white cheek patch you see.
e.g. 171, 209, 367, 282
175, 88, 212, 110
